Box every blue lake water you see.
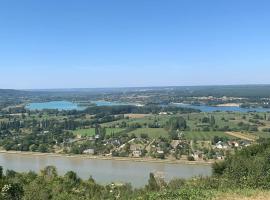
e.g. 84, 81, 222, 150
172, 103, 270, 113
92, 100, 141, 107
26, 101, 85, 111
26, 100, 141, 111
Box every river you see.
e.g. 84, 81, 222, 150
26, 101, 270, 112
172, 103, 270, 112
0, 153, 211, 187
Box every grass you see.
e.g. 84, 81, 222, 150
184, 131, 236, 140
149, 188, 270, 200
214, 189, 270, 200
128, 128, 169, 138
255, 132, 270, 138
73, 128, 124, 136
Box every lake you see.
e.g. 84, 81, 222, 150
0, 153, 211, 188
172, 103, 270, 113
26, 100, 142, 111
26, 101, 86, 111
92, 100, 141, 107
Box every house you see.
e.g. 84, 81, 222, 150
215, 141, 228, 149
130, 143, 144, 151
159, 112, 167, 115
231, 141, 239, 148
83, 149, 95, 154
157, 150, 164, 155
228, 141, 240, 148
156, 150, 164, 157
240, 140, 251, 147
132, 150, 142, 157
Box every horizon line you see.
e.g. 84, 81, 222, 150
2, 83, 270, 91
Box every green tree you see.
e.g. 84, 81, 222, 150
146, 173, 160, 191
165, 116, 187, 131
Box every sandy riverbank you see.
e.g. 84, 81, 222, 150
0, 150, 213, 165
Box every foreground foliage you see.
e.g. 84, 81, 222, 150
1, 139, 270, 199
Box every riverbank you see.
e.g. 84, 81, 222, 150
0, 150, 213, 165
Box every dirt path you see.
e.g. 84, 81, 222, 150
225, 131, 257, 141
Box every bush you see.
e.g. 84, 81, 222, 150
187, 156, 195, 161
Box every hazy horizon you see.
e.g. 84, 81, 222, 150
1, 0, 270, 89
1, 83, 269, 91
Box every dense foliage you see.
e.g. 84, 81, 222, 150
213, 138, 270, 189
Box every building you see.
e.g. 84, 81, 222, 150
83, 149, 95, 154
132, 150, 142, 157
215, 141, 228, 149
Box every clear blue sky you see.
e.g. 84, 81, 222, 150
0, 0, 270, 89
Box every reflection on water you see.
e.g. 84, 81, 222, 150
0, 153, 211, 187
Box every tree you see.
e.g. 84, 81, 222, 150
212, 161, 226, 176
165, 116, 187, 131
38, 144, 48, 153
0, 166, 3, 179
95, 124, 106, 140
202, 117, 210, 123
1, 183, 24, 200
146, 173, 160, 191
41, 166, 57, 180
210, 115, 216, 126
64, 171, 81, 185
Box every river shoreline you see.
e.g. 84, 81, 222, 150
0, 150, 213, 165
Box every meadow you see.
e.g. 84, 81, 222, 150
73, 128, 125, 136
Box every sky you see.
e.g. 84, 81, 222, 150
0, 0, 270, 89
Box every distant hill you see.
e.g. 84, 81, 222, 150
1, 84, 270, 98
0, 89, 30, 97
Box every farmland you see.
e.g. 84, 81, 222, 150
73, 128, 124, 137
128, 128, 169, 138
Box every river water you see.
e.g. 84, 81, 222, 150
26, 101, 270, 112
0, 153, 211, 187
172, 103, 270, 113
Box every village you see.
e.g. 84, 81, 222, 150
74, 130, 253, 162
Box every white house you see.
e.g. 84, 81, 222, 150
132, 150, 142, 157
83, 149, 95, 154
215, 141, 228, 149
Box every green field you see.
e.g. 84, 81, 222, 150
184, 131, 236, 140
97, 112, 270, 140
73, 128, 124, 136
128, 128, 169, 138
253, 131, 270, 138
